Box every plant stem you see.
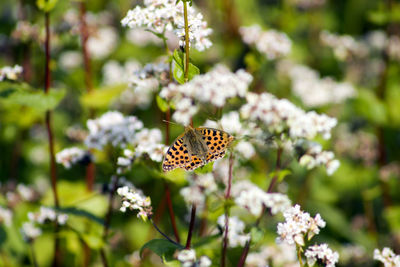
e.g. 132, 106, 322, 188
30, 243, 38, 267
165, 184, 181, 243
185, 205, 196, 249
44, 11, 61, 267
297, 245, 304, 267
221, 153, 234, 267
237, 146, 282, 267
100, 175, 120, 267
150, 218, 181, 246
183, 0, 190, 82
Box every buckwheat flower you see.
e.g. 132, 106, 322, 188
232, 181, 291, 216
56, 147, 90, 169
387, 35, 400, 61
87, 27, 118, 59
21, 222, 42, 242
298, 141, 340, 175
241, 92, 337, 140
0, 65, 23, 81
177, 249, 196, 263
0, 206, 12, 226
121, 0, 212, 51
12, 21, 39, 42
277, 204, 326, 246
279, 60, 356, 107
367, 30, 388, 51
102, 60, 141, 85
28, 206, 69, 225
246, 243, 297, 267
16, 184, 36, 201
240, 25, 292, 59
374, 247, 400, 267
172, 97, 198, 126
305, 244, 339, 267
117, 186, 152, 221
180, 186, 205, 208
320, 30, 369, 60
217, 215, 250, 248
59, 51, 83, 71
85, 111, 143, 150
288, 0, 326, 9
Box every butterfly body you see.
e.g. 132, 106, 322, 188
162, 126, 234, 172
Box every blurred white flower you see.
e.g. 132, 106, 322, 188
232, 180, 291, 216
241, 92, 337, 140
21, 222, 42, 241
28, 206, 68, 225
117, 186, 152, 221
102, 60, 141, 85
240, 25, 291, 59
374, 247, 400, 267
121, 0, 212, 51
87, 27, 118, 59
288, 0, 326, 9
59, 51, 83, 70
0, 206, 12, 226
85, 111, 144, 150
175, 249, 212, 267
277, 204, 326, 246
305, 244, 339, 267
17, 184, 36, 201
278, 60, 356, 107
180, 185, 205, 208
246, 243, 298, 267
56, 147, 90, 169
217, 215, 250, 247
171, 97, 198, 126
298, 141, 340, 175
12, 21, 39, 42
0, 65, 23, 81
320, 30, 369, 60
387, 35, 400, 61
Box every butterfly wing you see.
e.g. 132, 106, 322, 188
197, 127, 234, 162
184, 155, 204, 171
162, 135, 191, 172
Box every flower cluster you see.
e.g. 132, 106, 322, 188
56, 147, 91, 169
239, 25, 292, 59
6, 183, 38, 204
175, 249, 212, 267
232, 180, 291, 216
59, 51, 83, 70
297, 141, 340, 175
278, 60, 356, 107
217, 215, 250, 248
0, 65, 23, 81
21, 222, 42, 242
0, 206, 12, 226
241, 92, 337, 140
305, 244, 340, 267
117, 186, 152, 221
87, 27, 119, 59
180, 173, 218, 211
246, 243, 298, 267
102, 60, 141, 86
160, 65, 252, 125
85, 111, 144, 150
288, 0, 326, 9
121, 0, 212, 51
374, 247, 400, 267
276, 204, 326, 246
11, 21, 39, 42
320, 30, 369, 60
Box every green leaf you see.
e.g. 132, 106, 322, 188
268, 169, 292, 182
384, 206, 400, 231
250, 227, 264, 244
57, 207, 104, 226
0, 226, 6, 246
172, 49, 200, 84
194, 161, 214, 174
156, 95, 170, 112
36, 0, 58, 12
0, 86, 66, 112
353, 90, 387, 125
81, 234, 104, 249
187, 63, 200, 81
80, 83, 127, 109
140, 239, 182, 261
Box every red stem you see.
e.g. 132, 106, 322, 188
165, 184, 181, 243
221, 154, 234, 267
185, 205, 197, 249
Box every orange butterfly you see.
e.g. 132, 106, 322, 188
162, 126, 234, 172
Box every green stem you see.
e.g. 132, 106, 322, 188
297, 245, 304, 267
183, 0, 190, 82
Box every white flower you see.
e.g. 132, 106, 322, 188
320, 30, 369, 60
117, 186, 152, 221
217, 215, 250, 247
28, 206, 69, 225
278, 60, 356, 107
21, 222, 42, 241
121, 0, 212, 51
0, 206, 12, 226
102, 60, 141, 85
56, 147, 89, 169
17, 184, 36, 201
288, 0, 326, 9
87, 27, 118, 59
305, 244, 339, 267
240, 25, 292, 59
374, 247, 400, 267
241, 92, 337, 140
232, 181, 291, 216
172, 97, 198, 126
0, 65, 23, 81
177, 249, 196, 262
276, 204, 326, 246
180, 186, 205, 207
175, 249, 211, 267
59, 51, 82, 70
387, 35, 400, 61
85, 111, 143, 150
246, 243, 297, 267
297, 141, 340, 175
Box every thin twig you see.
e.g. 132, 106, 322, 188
165, 184, 181, 243
185, 205, 197, 249
150, 218, 182, 247
183, 0, 190, 82
221, 153, 234, 267
30, 243, 38, 267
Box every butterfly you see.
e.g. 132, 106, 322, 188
162, 126, 234, 172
